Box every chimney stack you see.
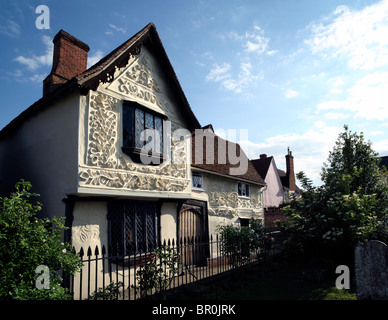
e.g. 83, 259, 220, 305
285, 147, 296, 191
43, 29, 90, 96
260, 154, 267, 159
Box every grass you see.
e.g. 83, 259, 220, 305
204, 256, 357, 300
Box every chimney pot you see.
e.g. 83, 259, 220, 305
43, 29, 90, 96
260, 154, 267, 159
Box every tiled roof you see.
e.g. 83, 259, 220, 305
251, 156, 273, 180
191, 128, 265, 185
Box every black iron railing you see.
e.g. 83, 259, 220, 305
69, 232, 283, 300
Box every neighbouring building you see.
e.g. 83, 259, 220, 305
0, 23, 266, 297
251, 148, 300, 228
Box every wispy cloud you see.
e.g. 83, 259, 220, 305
206, 62, 263, 94
0, 18, 21, 38
285, 89, 299, 98
87, 50, 104, 68
317, 71, 388, 121
13, 35, 53, 71
108, 24, 126, 34
206, 25, 274, 95
306, 0, 388, 70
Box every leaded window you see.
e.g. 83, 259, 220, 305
122, 101, 165, 163
108, 201, 159, 256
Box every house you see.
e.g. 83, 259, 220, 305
251, 148, 300, 228
379, 156, 388, 170
0, 23, 266, 294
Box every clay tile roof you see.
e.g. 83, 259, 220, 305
251, 156, 273, 180
191, 127, 265, 185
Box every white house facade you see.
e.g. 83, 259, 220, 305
0, 24, 266, 297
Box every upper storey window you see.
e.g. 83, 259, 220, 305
122, 101, 165, 164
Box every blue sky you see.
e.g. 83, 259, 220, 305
1, 0, 388, 185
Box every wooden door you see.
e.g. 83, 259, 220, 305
179, 209, 203, 266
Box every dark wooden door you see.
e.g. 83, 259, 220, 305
179, 209, 203, 266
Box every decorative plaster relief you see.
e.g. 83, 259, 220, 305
107, 53, 174, 117
206, 175, 263, 218
73, 225, 100, 243
78, 90, 189, 193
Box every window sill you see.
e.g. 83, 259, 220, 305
192, 187, 205, 192
238, 195, 251, 200
122, 147, 164, 165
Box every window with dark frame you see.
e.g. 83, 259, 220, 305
122, 101, 165, 163
240, 218, 250, 228
108, 201, 159, 256
192, 171, 203, 189
237, 182, 250, 198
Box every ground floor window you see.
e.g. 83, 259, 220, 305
108, 200, 159, 256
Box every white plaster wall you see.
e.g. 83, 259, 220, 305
160, 202, 178, 241
263, 159, 284, 208
191, 171, 264, 237
0, 91, 80, 219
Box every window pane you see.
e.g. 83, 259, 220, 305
135, 109, 144, 149
246, 184, 250, 197
123, 105, 134, 148
155, 117, 163, 154
145, 112, 154, 129
238, 182, 242, 196
192, 172, 203, 188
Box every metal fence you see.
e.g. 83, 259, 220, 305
69, 232, 283, 300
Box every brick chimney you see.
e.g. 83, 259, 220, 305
285, 147, 296, 191
43, 30, 90, 96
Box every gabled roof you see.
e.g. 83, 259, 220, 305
0, 23, 201, 139
191, 127, 265, 185
250, 156, 273, 180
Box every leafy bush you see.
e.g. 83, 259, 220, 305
281, 126, 388, 260
218, 219, 269, 266
133, 245, 179, 298
0, 180, 82, 300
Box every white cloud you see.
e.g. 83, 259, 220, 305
108, 24, 126, 34
206, 63, 231, 82
14, 35, 53, 71
285, 89, 299, 98
206, 62, 263, 94
245, 122, 342, 185
317, 71, 388, 120
229, 25, 272, 56
206, 25, 272, 95
87, 50, 104, 68
307, 0, 388, 70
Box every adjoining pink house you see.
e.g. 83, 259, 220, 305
251, 148, 300, 228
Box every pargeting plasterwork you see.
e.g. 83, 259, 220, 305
205, 175, 263, 218
73, 225, 100, 243
106, 52, 175, 118
78, 55, 190, 192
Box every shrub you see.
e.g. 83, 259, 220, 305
0, 180, 82, 300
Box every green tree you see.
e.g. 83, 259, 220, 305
0, 180, 82, 300
282, 126, 388, 261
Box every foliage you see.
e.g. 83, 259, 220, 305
218, 219, 270, 266
133, 245, 179, 298
281, 126, 388, 259
0, 180, 82, 300
88, 281, 124, 300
